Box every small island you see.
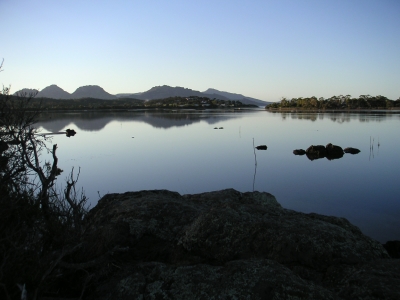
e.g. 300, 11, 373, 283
266, 94, 400, 110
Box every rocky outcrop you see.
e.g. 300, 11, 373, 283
83, 189, 399, 299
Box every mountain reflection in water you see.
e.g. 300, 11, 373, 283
35, 110, 400, 243
269, 110, 400, 123
37, 110, 245, 132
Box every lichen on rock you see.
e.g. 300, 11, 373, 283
83, 189, 398, 299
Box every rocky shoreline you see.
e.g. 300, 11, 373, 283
83, 189, 400, 299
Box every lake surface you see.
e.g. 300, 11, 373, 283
36, 109, 400, 243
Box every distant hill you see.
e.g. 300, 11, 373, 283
116, 85, 230, 101
21, 84, 269, 105
36, 85, 71, 99
116, 85, 269, 106
33, 84, 116, 100
203, 88, 270, 106
71, 85, 116, 100
14, 88, 39, 97
115, 93, 144, 99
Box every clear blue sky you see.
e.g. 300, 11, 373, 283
1, 0, 399, 101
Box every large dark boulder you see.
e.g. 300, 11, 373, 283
306, 145, 327, 155
306, 145, 327, 160
325, 143, 344, 160
83, 189, 398, 299
326, 143, 343, 155
95, 260, 339, 300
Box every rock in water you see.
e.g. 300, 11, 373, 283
325, 143, 343, 154
66, 128, 76, 137
325, 143, 344, 160
344, 147, 361, 154
306, 145, 327, 156
293, 149, 306, 155
256, 145, 267, 150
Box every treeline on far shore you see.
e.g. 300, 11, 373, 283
266, 95, 400, 110
10, 95, 256, 111
10, 96, 146, 111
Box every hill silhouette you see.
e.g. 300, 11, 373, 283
71, 85, 116, 100
16, 84, 269, 105
36, 84, 71, 99
117, 85, 230, 101
203, 88, 269, 106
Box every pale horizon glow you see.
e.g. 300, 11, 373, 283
1, 0, 399, 102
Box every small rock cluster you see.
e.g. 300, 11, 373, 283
294, 143, 360, 161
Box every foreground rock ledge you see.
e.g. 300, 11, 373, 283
86, 189, 400, 300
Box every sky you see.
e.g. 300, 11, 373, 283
1, 0, 399, 102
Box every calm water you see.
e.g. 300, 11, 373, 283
36, 110, 400, 243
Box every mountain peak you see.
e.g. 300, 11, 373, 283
71, 85, 116, 100
36, 85, 71, 99
203, 88, 269, 106
114, 85, 268, 105
29, 84, 269, 105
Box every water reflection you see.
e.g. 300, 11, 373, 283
37, 111, 246, 132
268, 110, 400, 123
369, 137, 381, 161
305, 151, 344, 161
34, 110, 400, 243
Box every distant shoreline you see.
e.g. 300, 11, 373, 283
25, 106, 400, 114
266, 107, 400, 113
35, 107, 262, 113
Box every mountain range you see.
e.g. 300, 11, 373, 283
14, 84, 270, 106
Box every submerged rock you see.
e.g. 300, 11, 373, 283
293, 149, 306, 155
344, 147, 361, 154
